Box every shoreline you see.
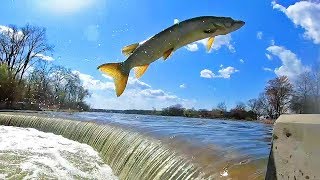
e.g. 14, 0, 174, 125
0, 109, 276, 124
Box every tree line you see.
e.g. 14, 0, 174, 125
161, 69, 319, 120
0, 24, 90, 111
247, 68, 320, 119
93, 67, 320, 120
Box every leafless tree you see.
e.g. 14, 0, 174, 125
292, 65, 320, 113
216, 102, 227, 112
26, 63, 90, 110
311, 64, 320, 112
0, 24, 53, 83
235, 101, 246, 111
265, 76, 293, 118
247, 98, 259, 114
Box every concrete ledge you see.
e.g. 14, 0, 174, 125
267, 114, 320, 180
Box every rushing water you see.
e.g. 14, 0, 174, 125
48, 112, 273, 179
0, 112, 273, 179
0, 125, 118, 180
59, 112, 272, 156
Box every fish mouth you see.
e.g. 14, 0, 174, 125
236, 20, 245, 24
233, 20, 245, 30
237, 20, 245, 26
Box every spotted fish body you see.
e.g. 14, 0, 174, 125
98, 16, 245, 96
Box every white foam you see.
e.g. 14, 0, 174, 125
0, 125, 118, 179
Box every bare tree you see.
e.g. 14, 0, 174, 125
26, 61, 54, 105
311, 64, 320, 112
235, 101, 246, 111
265, 76, 293, 118
216, 102, 227, 112
256, 92, 274, 118
0, 24, 53, 83
26, 63, 90, 110
292, 65, 320, 113
291, 72, 312, 113
247, 98, 259, 115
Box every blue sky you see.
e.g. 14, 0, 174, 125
1, 0, 319, 110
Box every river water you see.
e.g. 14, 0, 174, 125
51, 112, 273, 179
0, 112, 273, 179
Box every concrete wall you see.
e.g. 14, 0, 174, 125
266, 114, 320, 180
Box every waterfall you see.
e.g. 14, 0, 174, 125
0, 114, 209, 180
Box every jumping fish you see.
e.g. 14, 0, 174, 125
98, 16, 245, 96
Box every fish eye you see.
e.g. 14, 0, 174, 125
204, 29, 213, 34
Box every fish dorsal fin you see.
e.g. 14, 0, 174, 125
122, 43, 140, 56
163, 48, 174, 60
134, 64, 150, 79
207, 37, 215, 52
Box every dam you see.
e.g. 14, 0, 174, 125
0, 113, 208, 179
0, 112, 273, 179
1, 113, 318, 179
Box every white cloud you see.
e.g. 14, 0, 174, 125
265, 53, 273, 60
263, 67, 273, 72
240, 59, 245, 63
179, 84, 186, 88
0, 25, 24, 40
272, 1, 320, 44
0, 25, 12, 34
266, 45, 309, 80
73, 70, 114, 90
34, 53, 54, 61
218, 66, 239, 78
174, 19, 179, 24
127, 77, 151, 89
74, 71, 194, 109
185, 43, 199, 52
200, 69, 215, 78
139, 89, 178, 100
87, 90, 195, 110
200, 66, 239, 79
220, 64, 224, 68
185, 34, 235, 53
33, 0, 97, 14
257, 31, 263, 40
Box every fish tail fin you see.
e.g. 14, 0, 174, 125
97, 62, 129, 97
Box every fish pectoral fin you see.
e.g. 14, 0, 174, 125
122, 43, 140, 56
134, 64, 150, 79
207, 37, 214, 52
163, 48, 174, 60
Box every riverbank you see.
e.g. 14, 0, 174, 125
0, 109, 276, 124
90, 109, 276, 124
0, 109, 276, 125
